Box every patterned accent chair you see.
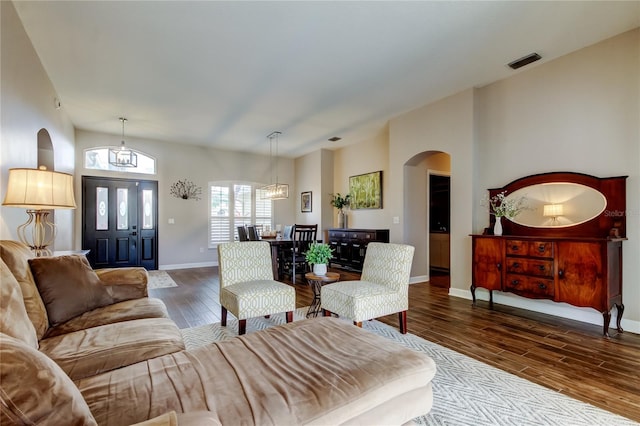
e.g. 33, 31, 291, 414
218, 241, 296, 335
321, 242, 415, 334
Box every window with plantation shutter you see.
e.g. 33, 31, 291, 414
209, 182, 273, 247
255, 188, 272, 230
210, 185, 230, 244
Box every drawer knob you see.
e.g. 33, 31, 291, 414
538, 265, 546, 272
538, 283, 547, 290
511, 279, 520, 286
512, 262, 520, 268
496, 262, 502, 270
538, 244, 546, 253
511, 245, 520, 251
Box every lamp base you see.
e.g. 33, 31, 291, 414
17, 210, 56, 257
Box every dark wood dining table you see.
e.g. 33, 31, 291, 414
262, 237, 293, 280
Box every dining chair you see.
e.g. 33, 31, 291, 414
321, 242, 415, 334
285, 224, 317, 284
237, 226, 249, 241
246, 225, 260, 241
283, 225, 293, 240
217, 241, 295, 335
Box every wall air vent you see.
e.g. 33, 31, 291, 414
508, 52, 542, 70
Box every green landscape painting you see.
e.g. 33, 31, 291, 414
349, 171, 382, 209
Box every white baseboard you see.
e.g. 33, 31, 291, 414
159, 261, 217, 270
410, 275, 429, 285
448, 287, 639, 335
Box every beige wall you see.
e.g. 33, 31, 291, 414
330, 29, 639, 332
0, 1, 76, 250
472, 29, 639, 331
389, 89, 476, 292
332, 126, 391, 230
75, 130, 296, 268
293, 149, 334, 241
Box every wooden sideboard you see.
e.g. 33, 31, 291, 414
328, 228, 389, 272
472, 171, 627, 337
471, 235, 624, 337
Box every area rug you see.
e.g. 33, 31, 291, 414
181, 308, 638, 426
147, 270, 178, 289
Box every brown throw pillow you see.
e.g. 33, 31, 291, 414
0, 333, 97, 425
29, 255, 114, 326
0, 258, 39, 348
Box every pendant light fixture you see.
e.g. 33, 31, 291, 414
261, 131, 289, 200
109, 117, 137, 167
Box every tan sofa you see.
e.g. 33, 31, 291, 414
1, 241, 436, 425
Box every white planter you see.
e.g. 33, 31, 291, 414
313, 263, 327, 276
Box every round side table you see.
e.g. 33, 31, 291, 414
305, 271, 340, 318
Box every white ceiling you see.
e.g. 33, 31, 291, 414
13, 1, 640, 158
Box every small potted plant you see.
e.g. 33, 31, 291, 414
305, 242, 334, 276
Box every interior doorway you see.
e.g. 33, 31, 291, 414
403, 150, 451, 285
428, 172, 450, 287
82, 176, 158, 270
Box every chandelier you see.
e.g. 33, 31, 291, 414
261, 131, 289, 200
109, 117, 138, 167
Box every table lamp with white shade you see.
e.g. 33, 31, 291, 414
543, 203, 564, 225
2, 167, 76, 256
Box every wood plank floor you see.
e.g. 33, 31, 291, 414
150, 267, 640, 423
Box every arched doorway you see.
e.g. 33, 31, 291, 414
37, 128, 54, 170
403, 150, 451, 288
37, 129, 56, 248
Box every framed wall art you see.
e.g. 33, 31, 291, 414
349, 171, 382, 209
301, 191, 312, 213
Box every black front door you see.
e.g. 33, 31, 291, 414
82, 176, 158, 270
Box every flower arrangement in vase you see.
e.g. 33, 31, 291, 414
305, 242, 334, 276
330, 193, 350, 228
483, 191, 529, 236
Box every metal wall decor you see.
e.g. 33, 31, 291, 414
170, 179, 202, 200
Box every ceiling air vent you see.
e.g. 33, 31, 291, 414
328, 137, 342, 142
508, 53, 542, 70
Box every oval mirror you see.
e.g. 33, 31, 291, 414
505, 182, 607, 228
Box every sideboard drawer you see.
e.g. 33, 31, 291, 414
506, 240, 554, 258
528, 241, 554, 258
506, 240, 527, 255
329, 231, 349, 239
504, 274, 555, 298
505, 258, 553, 277
350, 231, 376, 241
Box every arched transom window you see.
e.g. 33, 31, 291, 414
84, 147, 156, 174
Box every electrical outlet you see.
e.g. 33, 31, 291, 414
168, 218, 175, 224
199, 247, 205, 253
393, 216, 400, 224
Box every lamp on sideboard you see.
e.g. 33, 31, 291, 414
543, 203, 564, 225
2, 167, 77, 256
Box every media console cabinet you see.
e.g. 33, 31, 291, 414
471, 172, 627, 337
328, 228, 389, 272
